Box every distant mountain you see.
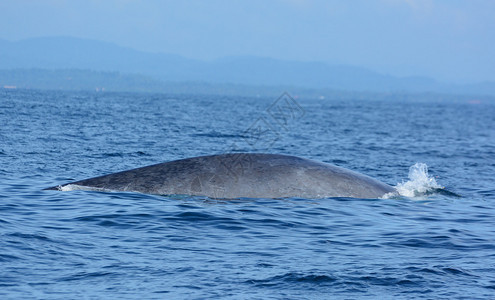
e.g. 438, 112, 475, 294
0, 36, 198, 78
1, 36, 494, 95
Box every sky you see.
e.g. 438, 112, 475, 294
0, 0, 494, 83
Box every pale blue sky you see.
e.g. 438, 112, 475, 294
0, 0, 493, 83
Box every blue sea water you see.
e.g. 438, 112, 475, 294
1, 89, 495, 299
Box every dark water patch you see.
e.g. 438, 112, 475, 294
407, 267, 443, 275
451, 218, 482, 224
153, 290, 171, 294
71, 213, 156, 229
434, 189, 462, 197
440, 266, 476, 277
171, 284, 202, 290
6, 232, 56, 243
214, 223, 247, 231
388, 238, 471, 250
59, 271, 116, 282
316, 239, 354, 247
100, 152, 124, 158
248, 272, 338, 287
479, 189, 495, 197
234, 251, 279, 257
132, 151, 150, 157
0, 253, 21, 261
73, 213, 155, 221
330, 159, 348, 164
240, 217, 304, 229
174, 211, 214, 221
405, 266, 476, 278
190, 132, 248, 139
249, 271, 425, 291
40, 225, 72, 231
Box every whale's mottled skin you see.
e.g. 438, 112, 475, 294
45, 153, 395, 199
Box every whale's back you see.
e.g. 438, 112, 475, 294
47, 153, 395, 199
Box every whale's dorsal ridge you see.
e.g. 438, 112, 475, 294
46, 153, 395, 199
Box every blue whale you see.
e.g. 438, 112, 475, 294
45, 153, 396, 199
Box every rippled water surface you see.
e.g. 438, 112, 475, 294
1, 90, 495, 299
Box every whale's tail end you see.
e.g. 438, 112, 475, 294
43, 185, 61, 191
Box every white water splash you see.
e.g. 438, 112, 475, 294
393, 163, 443, 198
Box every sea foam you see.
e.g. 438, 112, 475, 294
393, 163, 443, 198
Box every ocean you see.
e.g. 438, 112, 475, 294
1, 89, 494, 299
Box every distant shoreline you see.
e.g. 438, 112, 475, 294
1, 69, 494, 103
